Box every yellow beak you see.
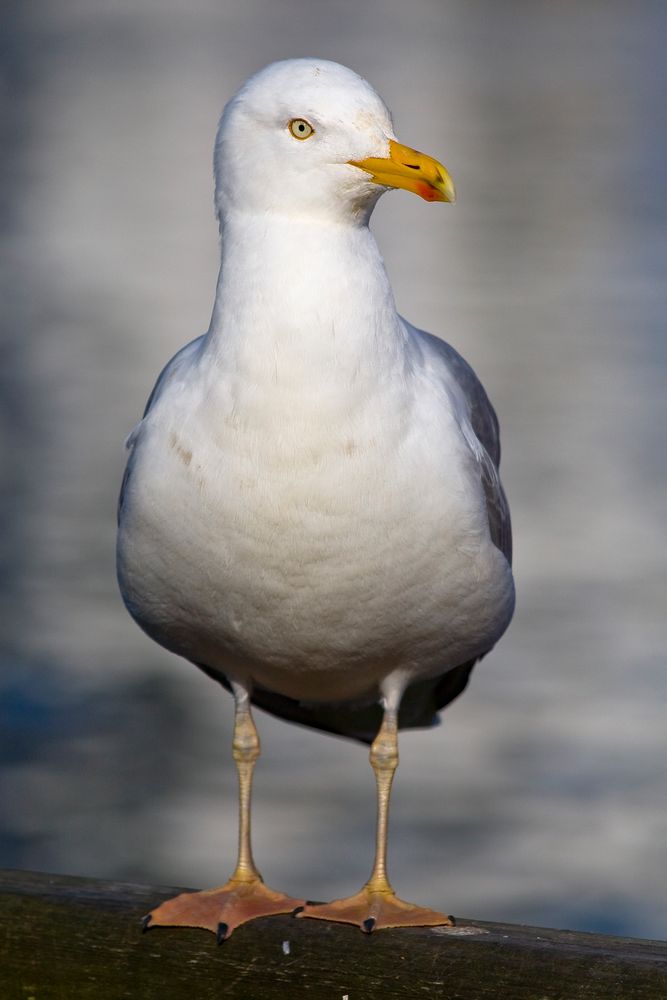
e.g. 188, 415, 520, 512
349, 139, 456, 204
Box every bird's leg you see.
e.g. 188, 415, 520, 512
142, 682, 304, 941
299, 700, 453, 932
364, 701, 400, 897
229, 686, 262, 884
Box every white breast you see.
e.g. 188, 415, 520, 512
117, 354, 513, 704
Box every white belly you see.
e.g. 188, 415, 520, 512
117, 377, 514, 704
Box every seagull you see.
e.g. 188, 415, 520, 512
117, 57, 514, 941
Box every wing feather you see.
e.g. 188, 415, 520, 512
117, 335, 204, 524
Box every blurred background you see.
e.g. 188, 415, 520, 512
1, 0, 665, 939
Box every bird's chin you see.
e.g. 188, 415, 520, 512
349, 190, 384, 224
336, 175, 385, 224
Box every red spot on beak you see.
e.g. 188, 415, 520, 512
416, 181, 437, 202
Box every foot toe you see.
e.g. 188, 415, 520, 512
299, 888, 453, 932
144, 879, 304, 939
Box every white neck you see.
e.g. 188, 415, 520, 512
202, 209, 408, 390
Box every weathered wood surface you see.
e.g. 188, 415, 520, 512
1, 869, 666, 1000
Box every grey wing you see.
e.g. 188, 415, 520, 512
117, 335, 204, 524
140, 334, 205, 419
414, 327, 512, 564
395, 325, 513, 730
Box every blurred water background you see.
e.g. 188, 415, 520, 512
1, 0, 666, 939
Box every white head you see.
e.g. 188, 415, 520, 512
214, 58, 455, 226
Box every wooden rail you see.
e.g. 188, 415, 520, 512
1, 869, 666, 999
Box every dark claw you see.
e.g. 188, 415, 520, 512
291, 905, 305, 916
362, 917, 376, 934
216, 922, 229, 945
141, 914, 152, 933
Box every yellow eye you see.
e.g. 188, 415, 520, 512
289, 118, 314, 140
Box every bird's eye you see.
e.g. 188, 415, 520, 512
288, 118, 314, 140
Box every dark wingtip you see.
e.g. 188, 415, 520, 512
291, 905, 305, 916
141, 914, 152, 933
216, 922, 229, 945
362, 917, 376, 934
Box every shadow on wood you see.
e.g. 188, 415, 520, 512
1, 869, 666, 999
